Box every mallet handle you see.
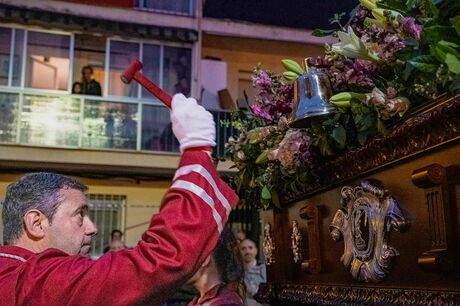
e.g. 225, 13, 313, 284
134, 72, 172, 108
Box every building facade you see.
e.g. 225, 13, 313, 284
0, 0, 330, 256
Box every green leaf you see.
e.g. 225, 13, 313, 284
357, 132, 368, 145
261, 185, 271, 200
312, 28, 336, 37
408, 55, 438, 72
449, 74, 460, 93
255, 150, 269, 164
271, 190, 281, 209
445, 53, 460, 73
377, 1, 407, 15
451, 16, 460, 37
332, 125, 347, 148
423, 26, 460, 45
377, 118, 387, 134
434, 41, 460, 62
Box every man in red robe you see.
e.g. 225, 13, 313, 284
0, 94, 238, 306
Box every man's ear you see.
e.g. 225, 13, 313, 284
23, 209, 47, 240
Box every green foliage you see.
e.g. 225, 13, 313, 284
227, 0, 459, 211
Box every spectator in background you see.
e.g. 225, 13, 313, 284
81, 65, 102, 96
104, 229, 126, 253
239, 239, 266, 306
187, 227, 245, 306
109, 240, 126, 252
110, 229, 123, 242
72, 82, 82, 94
174, 77, 190, 97
234, 231, 246, 244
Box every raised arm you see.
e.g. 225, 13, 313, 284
18, 95, 238, 306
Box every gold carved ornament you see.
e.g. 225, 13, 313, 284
329, 179, 410, 282
263, 223, 275, 265
291, 220, 302, 263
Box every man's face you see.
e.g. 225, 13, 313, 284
239, 239, 257, 264
83, 68, 92, 82
112, 232, 122, 241
45, 188, 97, 256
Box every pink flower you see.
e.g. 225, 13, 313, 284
386, 86, 397, 99
251, 104, 272, 121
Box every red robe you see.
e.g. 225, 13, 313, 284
187, 283, 245, 306
0, 151, 238, 306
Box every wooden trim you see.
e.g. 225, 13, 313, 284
283, 95, 460, 205
256, 283, 460, 305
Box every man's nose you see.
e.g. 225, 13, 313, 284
85, 218, 98, 237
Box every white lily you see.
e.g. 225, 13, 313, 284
332, 26, 379, 62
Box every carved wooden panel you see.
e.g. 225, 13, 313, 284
255, 283, 460, 306
412, 163, 460, 272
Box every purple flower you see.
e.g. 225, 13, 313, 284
400, 17, 422, 40
252, 70, 272, 87
251, 104, 272, 121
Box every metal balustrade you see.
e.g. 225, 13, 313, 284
0, 89, 237, 159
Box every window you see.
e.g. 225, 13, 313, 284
88, 194, 126, 258
0, 93, 19, 143
141, 104, 177, 151
20, 94, 80, 146
0, 27, 12, 86
108, 40, 139, 97
25, 31, 70, 90
82, 100, 138, 150
136, 0, 193, 16
73, 34, 106, 96
141, 43, 161, 99
0, 27, 24, 87
107, 40, 192, 100
163, 47, 191, 97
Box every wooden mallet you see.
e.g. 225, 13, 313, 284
121, 59, 172, 108
121, 59, 213, 153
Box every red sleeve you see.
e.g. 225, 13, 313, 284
17, 151, 238, 306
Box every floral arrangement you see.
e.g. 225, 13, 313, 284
226, 0, 460, 209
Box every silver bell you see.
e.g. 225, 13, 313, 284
288, 58, 335, 128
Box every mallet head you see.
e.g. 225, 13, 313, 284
121, 60, 143, 84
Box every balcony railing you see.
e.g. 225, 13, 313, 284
0, 89, 237, 158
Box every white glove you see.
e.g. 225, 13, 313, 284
171, 93, 216, 153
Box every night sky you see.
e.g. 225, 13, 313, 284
204, 0, 359, 30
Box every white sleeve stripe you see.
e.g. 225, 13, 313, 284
171, 179, 223, 233
174, 164, 231, 216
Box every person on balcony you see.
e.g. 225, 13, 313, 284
0, 93, 238, 305
81, 65, 102, 96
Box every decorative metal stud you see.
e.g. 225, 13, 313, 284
291, 220, 302, 263
263, 223, 276, 265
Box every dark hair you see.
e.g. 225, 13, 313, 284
81, 65, 93, 74
111, 229, 123, 239
1, 172, 87, 244
72, 81, 81, 94
212, 227, 244, 283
